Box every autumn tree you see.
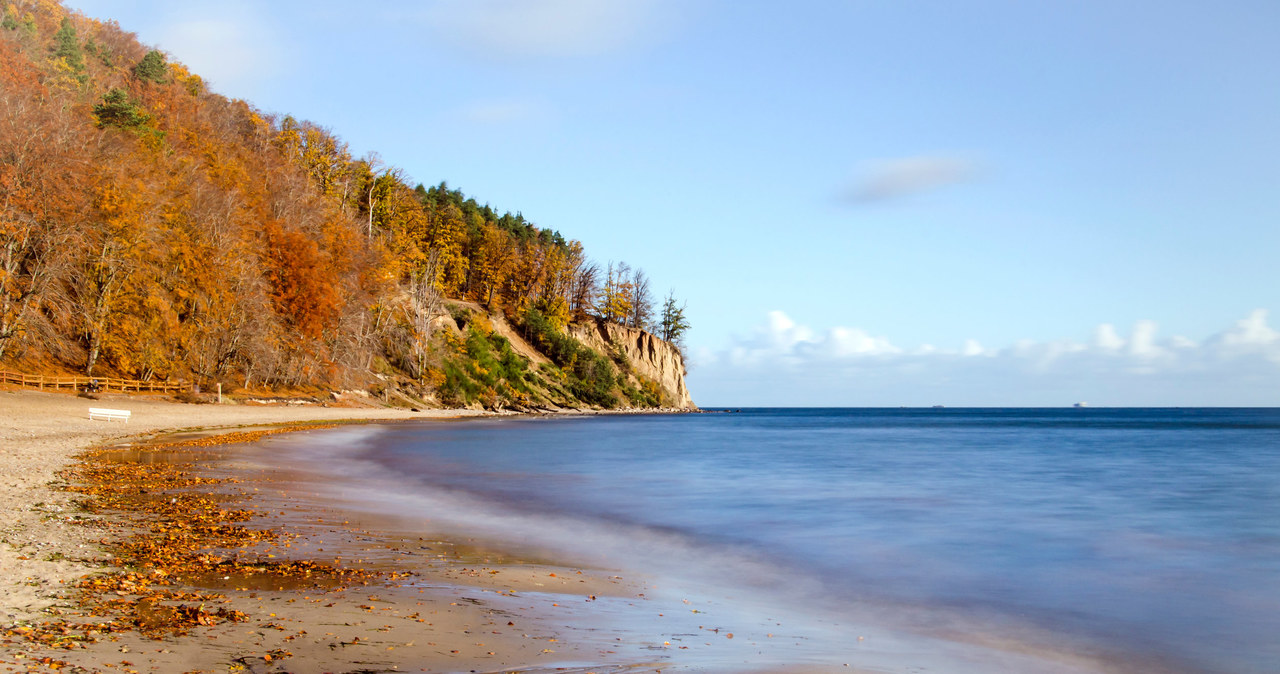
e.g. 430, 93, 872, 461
597, 261, 634, 324
568, 259, 599, 321
0, 0, 689, 402
98, 270, 177, 380
630, 267, 653, 330
262, 221, 339, 341
170, 230, 269, 385
473, 221, 515, 308
352, 154, 385, 233
5, 9, 34, 38
274, 116, 352, 201
0, 56, 85, 360
529, 243, 572, 327
72, 171, 155, 376
408, 249, 443, 380
424, 201, 468, 294
501, 241, 547, 317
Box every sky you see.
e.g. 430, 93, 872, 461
69, 0, 1280, 406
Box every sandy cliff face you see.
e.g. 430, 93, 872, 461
569, 319, 696, 409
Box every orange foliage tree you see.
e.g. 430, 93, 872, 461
262, 221, 340, 342
0, 0, 681, 396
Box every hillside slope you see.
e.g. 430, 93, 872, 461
0, 0, 693, 410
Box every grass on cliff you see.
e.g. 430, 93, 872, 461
437, 315, 532, 409
436, 307, 668, 410
519, 309, 621, 408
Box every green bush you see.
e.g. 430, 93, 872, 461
522, 308, 619, 408
440, 323, 531, 407
440, 359, 480, 405
621, 376, 662, 407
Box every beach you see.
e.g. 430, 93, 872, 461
6, 394, 1275, 673
0, 390, 838, 673
0, 390, 477, 617
2, 390, 625, 673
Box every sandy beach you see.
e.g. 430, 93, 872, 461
0, 391, 499, 670
1, 389, 468, 624
2, 390, 630, 672
2, 389, 1161, 674
2, 389, 841, 673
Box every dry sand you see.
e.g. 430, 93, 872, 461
1, 389, 476, 625
1, 389, 838, 673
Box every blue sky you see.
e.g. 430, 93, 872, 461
70, 0, 1280, 406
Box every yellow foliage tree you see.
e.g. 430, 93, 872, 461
426, 202, 468, 295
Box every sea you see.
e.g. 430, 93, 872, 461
242, 408, 1280, 673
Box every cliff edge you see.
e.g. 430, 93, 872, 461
569, 318, 696, 410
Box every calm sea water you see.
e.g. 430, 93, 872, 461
253, 408, 1280, 673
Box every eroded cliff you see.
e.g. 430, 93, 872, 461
568, 318, 696, 409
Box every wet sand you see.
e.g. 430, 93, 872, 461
1, 389, 1150, 673
0, 390, 851, 673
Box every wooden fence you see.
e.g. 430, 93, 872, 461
0, 370, 186, 394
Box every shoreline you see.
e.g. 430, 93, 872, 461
0, 389, 489, 623
1, 389, 1167, 673
1, 389, 797, 673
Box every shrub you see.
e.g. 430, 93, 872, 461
440, 322, 532, 407
522, 308, 619, 408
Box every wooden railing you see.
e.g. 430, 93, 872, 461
0, 370, 186, 393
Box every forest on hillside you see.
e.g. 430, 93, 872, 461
0, 1, 690, 407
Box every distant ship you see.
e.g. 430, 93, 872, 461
1074, 402, 1088, 408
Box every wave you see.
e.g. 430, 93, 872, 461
255, 426, 819, 599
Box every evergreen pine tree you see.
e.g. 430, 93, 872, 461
52, 16, 86, 81
659, 291, 690, 353
133, 50, 167, 83
93, 88, 151, 129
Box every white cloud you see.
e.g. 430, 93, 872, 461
961, 339, 987, 357
765, 311, 813, 350
848, 155, 978, 203
1093, 324, 1125, 351
1128, 319, 1165, 360
1207, 309, 1280, 364
826, 326, 901, 357
1216, 309, 1279, 347
716, 310, 893, 367
417, 0, 676, 60
690, 310, 1280, 407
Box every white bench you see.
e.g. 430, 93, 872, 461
88, 408, 131, 423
